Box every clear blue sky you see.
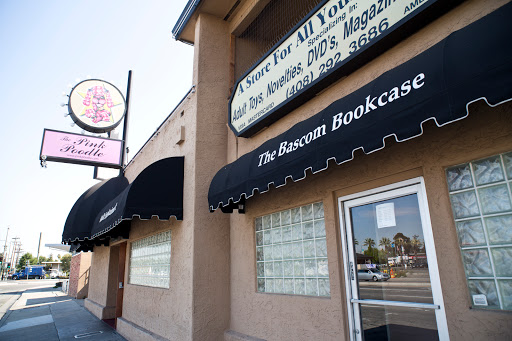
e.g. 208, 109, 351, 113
0, 0, 193, 259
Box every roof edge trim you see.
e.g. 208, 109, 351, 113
172, 0, 202, 42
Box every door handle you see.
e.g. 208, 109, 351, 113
351, 299, 440, 310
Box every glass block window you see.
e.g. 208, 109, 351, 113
128, 230, 171, 289
446, 152, 512, 310
255, 202, 330, 297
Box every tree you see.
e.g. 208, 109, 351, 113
378, 249, 389, 265
393, 233, 411, 255
379, 237, 392, 252
410, 235, 423, 265
38, 256, 50, 271
60, 254, 72, 274
363, 238, 376, 250
17, 253, 38, 271
411, 235, 422, 254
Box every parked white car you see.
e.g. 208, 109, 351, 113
50, 270, 63, 279
357, 269, 390, 282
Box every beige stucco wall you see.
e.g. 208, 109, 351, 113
115, 91, 195, 339
118, 220, 189, 340
85, 246, 115, 319
224, 0, 512, 340
190, 13, 231, 341
69, 252, 91, 299
113, 12, 232, 341
78, 252, 92, 299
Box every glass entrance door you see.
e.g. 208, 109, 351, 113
338, 178, 449, 341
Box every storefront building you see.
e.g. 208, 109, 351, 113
63, 0, 511, 340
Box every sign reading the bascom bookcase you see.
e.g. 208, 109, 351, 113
229, 0, 438, 137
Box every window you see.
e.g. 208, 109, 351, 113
255, 202, 330, 296
235, 0, 323, 80
446, 152, 512, 310
128, 230, 171, 288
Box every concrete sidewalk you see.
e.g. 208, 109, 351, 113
0, 286, 125, 340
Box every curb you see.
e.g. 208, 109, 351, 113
0, 292, 22, 328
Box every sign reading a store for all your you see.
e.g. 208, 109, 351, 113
229, 0, 435, 137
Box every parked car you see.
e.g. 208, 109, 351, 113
49, 270, 63, 279
11, 266, 46, 280
357, 269, 390, 282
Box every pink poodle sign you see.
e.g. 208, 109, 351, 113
40, 129, 123, 168
68, 79, 126, 134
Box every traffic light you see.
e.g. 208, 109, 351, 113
6, 263, 10, 269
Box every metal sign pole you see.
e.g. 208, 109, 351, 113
119, 70, 132, 176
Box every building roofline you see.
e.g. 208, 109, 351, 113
172, 0, 202, 42
125, 85, 196, 169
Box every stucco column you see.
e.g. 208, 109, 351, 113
191, 13, 231, 341
85, 246, 117, 320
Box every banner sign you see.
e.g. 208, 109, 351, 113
229, 0, 438, 137
40, 129, 124, 169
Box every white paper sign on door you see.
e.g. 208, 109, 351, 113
376, 203, 396, 228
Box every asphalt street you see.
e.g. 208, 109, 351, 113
355, 269, 439, 340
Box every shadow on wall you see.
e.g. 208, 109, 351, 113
76, 268, 90, 299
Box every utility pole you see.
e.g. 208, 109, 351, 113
1, 227, 9, 280
11, 237, 19, 272
15, 249, 23, 272
12, 237, 21, 271
8, 241, 15, 274
37, 232, 42, 264
6, 241, 13, 275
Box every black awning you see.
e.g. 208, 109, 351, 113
209, 3, 512, 212
90, 157, 184, 238
62, 176, 129, 243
